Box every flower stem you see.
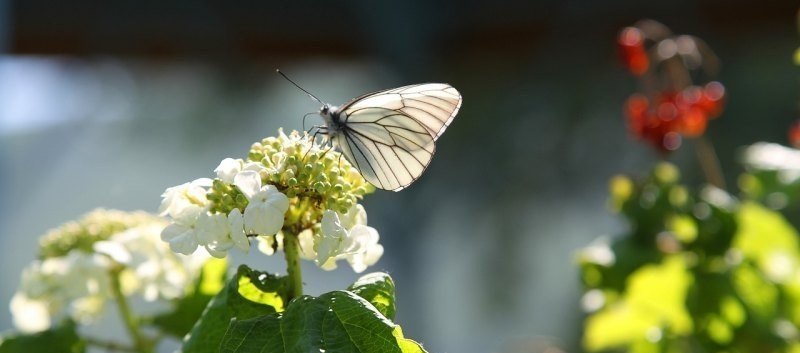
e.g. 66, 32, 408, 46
109, 267, 152, 353
85, 337, 137, 352
694, 136, 726, 190
283, 232, 304, 300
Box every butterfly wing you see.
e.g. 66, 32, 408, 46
342, 83, 462, 139
334, 83, 462, 191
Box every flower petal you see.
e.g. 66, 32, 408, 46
214, 158, 242, 184
160, 223, 199, 255
228, 208, 250, 252
93, 241, 132, 264
10, 293, 52, 333
234, 170, 262, 200
195, 212, 229, 246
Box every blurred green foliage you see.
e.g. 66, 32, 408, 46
0, 320, 84, 353
151, 258, 228, 338
580, 162, 800, 353
740, 169, 800, 211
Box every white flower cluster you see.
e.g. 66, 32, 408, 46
159, 130, 384, 273
159, 159, 290, 258
11, 222, 207, 333
256, 204, 384, 273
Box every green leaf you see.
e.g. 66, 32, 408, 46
348, 272, 397, 320
220, 290, 426, 353
584, 256, 692, 351
0, 320, 85, 353
152, 258, 228, 337
182, 265, 288, 353
734, 202, 799, 262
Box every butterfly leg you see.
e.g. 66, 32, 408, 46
319, 143, 335, 159
301, 126, 327, 163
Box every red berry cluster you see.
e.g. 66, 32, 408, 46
624, 82, 725, 152
618, 27, 649, 76
618, 22, 725, 153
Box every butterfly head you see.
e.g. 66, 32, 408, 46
319, 104, 342, 128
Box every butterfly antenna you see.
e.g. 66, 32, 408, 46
276, 69, 324, 105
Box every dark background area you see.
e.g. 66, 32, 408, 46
0, 1, 798, 352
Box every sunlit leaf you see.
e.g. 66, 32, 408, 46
182, 265, 287, 353
219, 290, 425, 353
348, 272, 397, 320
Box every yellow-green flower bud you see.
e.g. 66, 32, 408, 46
38, 209, 165, 259
205, 129, 373, 234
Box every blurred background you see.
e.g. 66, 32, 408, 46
0, 0, 798, 352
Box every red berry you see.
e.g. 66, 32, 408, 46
618, 27, 649, 76
679, 108, 708, 137
625, 94, 650, 137
790, 121, 800, 149
699, 81, 725, 118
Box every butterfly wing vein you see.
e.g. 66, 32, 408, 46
336, 83, 461, 191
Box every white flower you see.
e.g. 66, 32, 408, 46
577, 236, 616, 267
10, 293, 51, 333
93, 241, 132, 264
159, 178, 212, 219
346, 226, 384, 273
214, 158, 243, 184
159, 178, 212, 255
242, 161, 267, 173
316, 210, 350, 265
340, 204, 368, 229
196, 212, 234, 258
160, 211, 201, 255
243, 185, 289, 236
234, 170, 262, 199
315, 205, 383, 272
14, 212, 209, 334
244, 188, 289, 235
12, 251, 112, 332
264, 152, 287, 174
742, 142, 800, 183
106, 224, 207, 301
228, 208, 250, 252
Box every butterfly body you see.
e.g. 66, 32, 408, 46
319, 105, 344, 134
314, 83, 462, 191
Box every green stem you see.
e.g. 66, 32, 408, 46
85, 337, 137, 352
283, 232, 304, 300
109, 267, 153, 353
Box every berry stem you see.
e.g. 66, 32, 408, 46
694, 136, 726, 190
283, 232, 304, 300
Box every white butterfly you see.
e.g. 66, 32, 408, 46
280, 71, 462, 191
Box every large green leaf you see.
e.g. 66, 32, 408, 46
348, 272, 396, 320
182, 265, 288, 353
152, 258, 228, 337
0, 320, 85, 353
219, 290, 425, 353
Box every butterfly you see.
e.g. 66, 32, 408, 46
278, 70, 462, 191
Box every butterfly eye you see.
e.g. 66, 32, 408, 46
321, 106, 329, 114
